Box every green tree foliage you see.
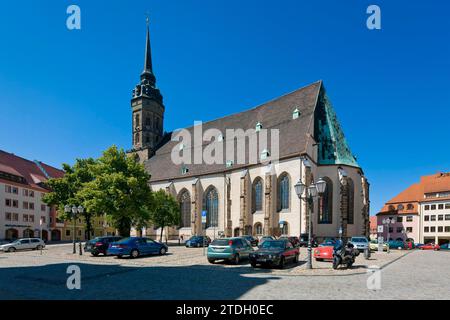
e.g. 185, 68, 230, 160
149, 190, 181, 242
78, 146, 153, 237
42, 158, 96, 239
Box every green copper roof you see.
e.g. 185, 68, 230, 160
314, 88, 359, 168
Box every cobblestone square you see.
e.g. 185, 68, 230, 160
1, 244, 449, 299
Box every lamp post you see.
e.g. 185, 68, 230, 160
65, 204, 84, 254
295, 177, 326, 269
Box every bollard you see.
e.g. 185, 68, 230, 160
79, 241, 83, 255
364, 247, 371, 259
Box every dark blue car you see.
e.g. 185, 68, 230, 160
107, 237, 168, 258
185, 236, 211, 248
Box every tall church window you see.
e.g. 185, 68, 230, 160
203, 186, 218, 228
347, 178, 355, 224
178, 189, 191, 228
252, 178, 263, 213
134, 133, 140, 144
145, 117, 151, 127
318, 177, 333, 224
277, 173, 290, 211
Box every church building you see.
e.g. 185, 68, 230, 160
128, 21, 370, 241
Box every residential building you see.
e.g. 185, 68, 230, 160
128, 21, 370, 241
377, 172, 450, 245
0, 150, 64, 241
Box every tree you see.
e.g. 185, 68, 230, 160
149, 190, 181, 242
42, 158, 97, 240
78, 146, 153, 237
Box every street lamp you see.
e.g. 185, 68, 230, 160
295, 177, 326, 269
65, 204, 84, 254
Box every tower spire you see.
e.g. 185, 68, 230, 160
143, 15, 153, 73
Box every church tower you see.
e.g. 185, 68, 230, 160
130, 18, 164, 163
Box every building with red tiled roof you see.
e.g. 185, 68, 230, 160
0, 150, 64, 241
377, 172, 450, 245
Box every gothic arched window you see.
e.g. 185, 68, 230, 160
203, 186, 219, 228
254, 223, 263, 236
318, 177, 333, 224
277, 173, 290, 211
178, 189, 191, 228
134, 133, 140, 144
347, 178, 355, 224
252, 178, 263, 213
135, 114, 140, 128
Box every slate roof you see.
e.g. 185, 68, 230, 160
145, 81, 323, 182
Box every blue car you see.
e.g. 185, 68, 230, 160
107, 237, 168, 258
440, 243, 450, 250
185, 236, 211, 248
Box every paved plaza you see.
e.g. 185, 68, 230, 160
0, 244, 449, 299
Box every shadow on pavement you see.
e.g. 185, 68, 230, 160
0, 262, 279, 300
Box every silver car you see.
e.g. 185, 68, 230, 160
0, 238, 45, 252
349, 237, 369, 252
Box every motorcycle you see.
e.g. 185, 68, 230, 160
332, 241, 358, 269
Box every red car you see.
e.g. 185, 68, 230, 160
420, 243, 440, 250
314, 245, 334, 261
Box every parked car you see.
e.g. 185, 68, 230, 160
415, 243, 425, 249
0, 238, 45, 252
439, 243, 450, 250
84, 236, 122, 256
207, 237, 254, 264
250, 239, 299, 268
107, 237, 168, 258
258, 236, 276, 246
185, 236, 211, 248
349, 237, 369, 252
387, 240, 405, 250
241, 235, 258, 247
279, 236, 300, 248
299, 233, 318, 247
419, 243, 440, 251
369, 240, 389, 251
314, 240, 338, 261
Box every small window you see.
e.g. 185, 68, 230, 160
13, 213, 18, 221
41, 204, 46, 211
438, 215, 443, 221
430, 226, 436, 232
424, 227, 429, 233
12, 200, 18, 208
12, 187, 18, 194
5, 185, 11, 193
407, 203, 414, 210
445, 203, 450, 209
292, 108, 300, 119
29, 203, 35, 210
438, 226, 443, 233
66, 230, 71, 237
406, 227, 413, 233
431, 215, 436, 221
181, 166, 189, 175
260, 149, 270, 160
445, 214, 450, 221
424, 215, 430, 221
445, 226, 450, 232
396, 227, 403, 233
23, 202, 29, 210
29, 215, 34, 223
397, 216, 403, 223
29, 191, 34, 198
424, 205, 430, 210
5, 212, 12, 221
438, 204, 444, 210
406, 216, 413, 222
397, 204, 404, 210
255, 122, 262, 132
431, 205, 436, 210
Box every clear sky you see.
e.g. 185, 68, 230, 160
0, 0, 449, 215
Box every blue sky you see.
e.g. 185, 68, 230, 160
0, 0, 449, 214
